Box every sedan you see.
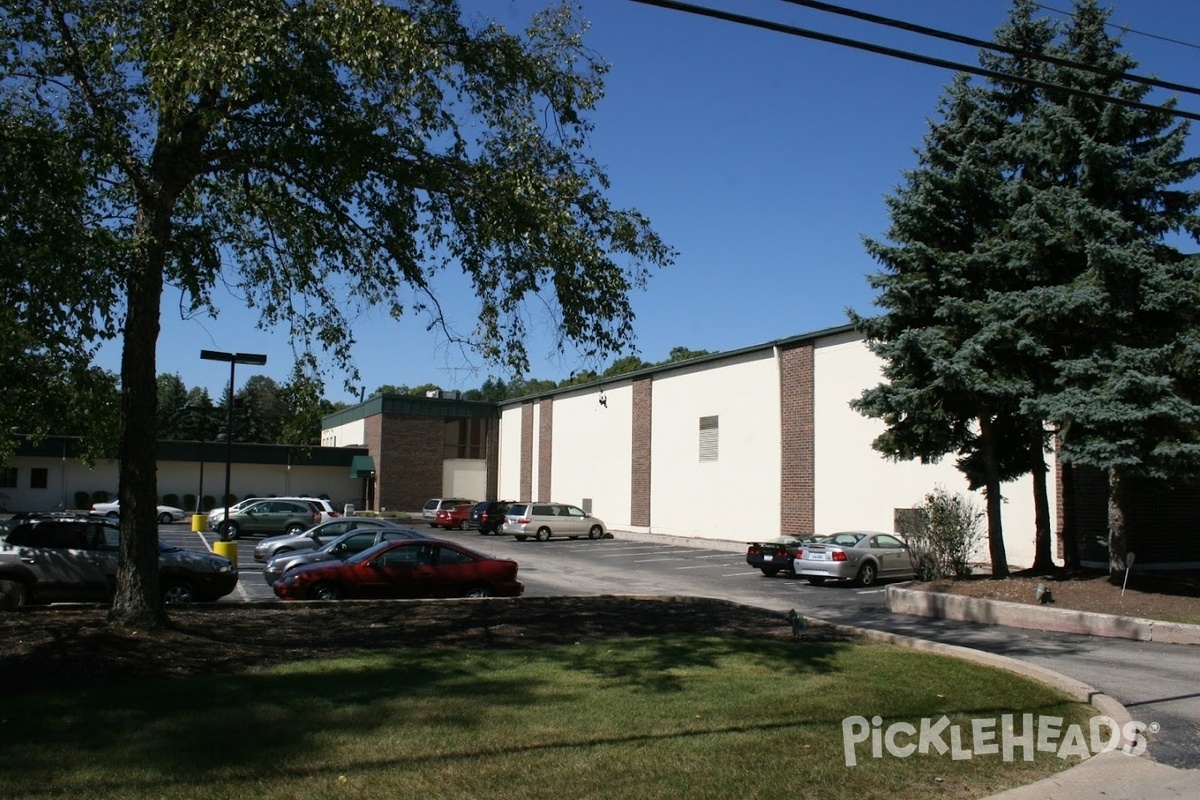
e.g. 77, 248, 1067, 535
272, 538, 523, 601
253, 517, 399, 562
262, 526, 429, 584
90, 500, 188, 525
792, 531, 916, 587
433, 503, 474, 531
745, 535, 826, 577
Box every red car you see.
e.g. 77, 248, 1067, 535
433, 503, 474, 530
272, 538, 524, 600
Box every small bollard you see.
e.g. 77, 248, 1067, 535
191, 514, 206, 533
213, 539, 237, 562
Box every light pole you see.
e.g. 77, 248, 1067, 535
200, 350, 267, 540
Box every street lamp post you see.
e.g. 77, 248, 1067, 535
199, 350, 267, 540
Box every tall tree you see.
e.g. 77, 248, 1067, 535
3, 0, 672, 627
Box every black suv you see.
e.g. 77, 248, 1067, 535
468, 501, 512, 535
0, 513, 238, 609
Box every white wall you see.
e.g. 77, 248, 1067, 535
813, 332, 1053, 569
546, 382, 633, 525
497, 405, 525, 501
443, 459, 487, 502
321, 419, 366, 447
647, 351, 781, 540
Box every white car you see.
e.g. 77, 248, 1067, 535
90, 500, 188, 525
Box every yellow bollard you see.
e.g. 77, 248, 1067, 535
191, 513, 206, 533
213, 540, 237, 562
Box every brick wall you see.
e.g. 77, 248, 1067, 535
779, 343, 815, 536
631, 377, 653, 526
537, 397, 553, 502
520, 403, 533, 501
375, 414, 444, 512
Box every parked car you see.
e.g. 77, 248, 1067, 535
89, 500, 188, 525
745, 535, 827, 577
208, 499, 322, 539
433, 503, 474, 531
0, 513, 238, 608
262, 526, 429, 584
207, 496, 338, 529
500, 503, 605, 542
272, 538, 523, 600
253, 517, 401, 562
791, 531, 916, 587
422, 498, 477, 526
468, 500, 512, 535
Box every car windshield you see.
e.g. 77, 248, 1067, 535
345, 539, 404, 564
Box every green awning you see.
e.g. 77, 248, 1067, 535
349, 455, 375, 478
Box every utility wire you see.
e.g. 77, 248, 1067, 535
626, 0, 1200, 123
1034, 2, 1200, 52
778, 0, 1200, 98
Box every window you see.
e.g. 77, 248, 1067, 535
30, 468, 48, 489
699, 415, 719, 462
437, 547, 474, 565
444, 418, 487, 459
0, 467, 16, 488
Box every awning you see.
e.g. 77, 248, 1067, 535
349, 455, 375, 478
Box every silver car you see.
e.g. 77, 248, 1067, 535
500, 503, 605, 542
253, 518, 396, 562
791, 531, 916, 587
262, 526, 429, 584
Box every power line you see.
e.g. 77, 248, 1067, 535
1033, 2, 1200, 52
777, 0, 1200, 98
626, 0, 1200, 123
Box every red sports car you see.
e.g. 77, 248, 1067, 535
272, 538, 524, 600
433, 503, 474, 530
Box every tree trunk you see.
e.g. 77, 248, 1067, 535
1059, 460, 1080, 571
1029, 449, 1056, 573
109, 207, 168, 629
1107, 467, 1130, 586
979, 416, 1009, 578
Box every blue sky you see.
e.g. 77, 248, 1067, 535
98, 0, 1200, 403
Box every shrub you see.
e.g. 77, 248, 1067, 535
899, 485, 983, 580
222, 493, 237, 508
91, 490, 110, 504
162, 493, 180, 508
74, 491, 91, 510
183, 494, 197, 512
202, 495, 216, 512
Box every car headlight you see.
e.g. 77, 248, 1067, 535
206, 557, 233, 573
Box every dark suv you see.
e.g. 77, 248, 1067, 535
468, 501, 511, 535
0, 513, 239, 609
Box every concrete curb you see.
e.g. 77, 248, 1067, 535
886, 584, 1200, 645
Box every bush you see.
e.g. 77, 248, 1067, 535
899, 485, 983, 580
74, 491, 91, 511
183, 494, 197, 512
202, 495, 216, 512
91, 490, 110, 504
222, 493, 237, 508
162, 493, 180, 508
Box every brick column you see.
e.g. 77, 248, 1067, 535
779, 343, 814, 536
537, 397, 553, 502
631, 377, 652, 526
520, 403, 533, 501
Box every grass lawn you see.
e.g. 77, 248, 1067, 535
0, 635, 1096, 799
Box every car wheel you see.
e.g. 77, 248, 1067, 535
106, 511, 119, 519
0, 579, 27, 611
219, 521, 240, 539
158, 512, 173, 524
311, 583, 343, 600
760, 567, 779, 577
807, 577, 826, 586
856, 562, 878, 587
515, 536, 528, 542
285, 523, 305, 535
459, 521, 469, 531
463, 584, 492, 598
588, 525, 603, 540
535, 527, 551, 542
162, 582, 196, 604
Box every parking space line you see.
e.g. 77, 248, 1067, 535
674, 563, 736, 570
632, 557, 686, 563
